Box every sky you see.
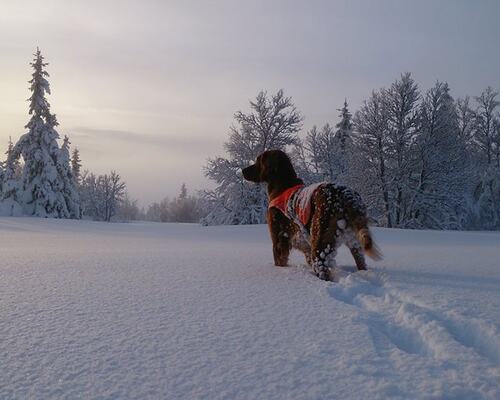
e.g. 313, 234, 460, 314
1, 0, 500, 205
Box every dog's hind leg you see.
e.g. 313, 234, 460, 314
343, 227, 367, 271
310, 214, 338, 281
349, 245, 367, 271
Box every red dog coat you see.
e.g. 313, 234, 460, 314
268, 183, 324, 226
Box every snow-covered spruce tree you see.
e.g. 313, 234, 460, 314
334, 99, 353, 179
312, 101, 354, 184
0, 137, 23, 216
407, 81, 469, 229
4, 137, 21, 178
292, 101, 353, 186
71, 147, 82, 185
57, 136, 81, 218
202, 90, 303, 225
13, 49, 80, 218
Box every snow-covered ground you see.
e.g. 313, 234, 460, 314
0, 218, 499, 399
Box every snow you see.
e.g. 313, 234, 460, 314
0, 218, 499, 399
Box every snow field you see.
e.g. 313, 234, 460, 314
0, 218, 499, 399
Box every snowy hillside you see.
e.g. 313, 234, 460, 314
0, 218, 499, 399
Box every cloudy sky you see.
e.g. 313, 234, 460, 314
1, 0, 499, 205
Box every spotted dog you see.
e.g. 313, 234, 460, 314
242, 149, 382, 281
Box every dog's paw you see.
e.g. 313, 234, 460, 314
316, 267, 334, 281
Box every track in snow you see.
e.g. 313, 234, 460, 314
327, 269, 500, 396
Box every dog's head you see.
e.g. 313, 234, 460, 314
242, 150, 297, 183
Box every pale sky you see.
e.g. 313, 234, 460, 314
1, 0, 499, 205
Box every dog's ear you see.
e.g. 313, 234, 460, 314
259, 152, 272, 182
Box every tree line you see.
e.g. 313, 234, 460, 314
3, 50, 498, 230
203, 75, 500, 230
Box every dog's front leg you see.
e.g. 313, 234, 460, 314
268, 209, 292, 267
273, 232, 292, 267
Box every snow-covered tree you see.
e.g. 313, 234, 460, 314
198, 74, 499, 230
351, 78, 480, 229
98, 171, 126, 222
337, 75, 420, 228
407, 82, 468, 229
316, 123, 340, 182
146, 198, 171, 222
469, 87, 500, 228
115, 192, 143, 221
293, 101, 353, 186
57, 136, 81, 218
456, 96, 476, 146
79, 170, 99, 219
303, 123, 344, 183
494, 118, 500, 168
79, 170, 126, 222
71, 147, 82, 185
4, 137, 21, 179
291, 127, 322, 184
473, 87, 499, 165
144, 185, 202, 223
169, 184, 200, 222
0, 137, 23, 215
13, 48, 78, 218
202, 90, 302, 225
349, 77, 499, 230
351, 89, 392, 226
335, 99, 353, 177
146, 202, 162, 222
202, 157, 267, 225
384, 72, 420, 227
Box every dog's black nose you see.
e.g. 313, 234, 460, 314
242, 164, 258, 182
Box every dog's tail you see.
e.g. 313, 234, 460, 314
354, 218, 383, 261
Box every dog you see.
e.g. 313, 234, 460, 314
242, 149, 382, 281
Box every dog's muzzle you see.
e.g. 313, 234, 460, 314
242, 164, 259, 182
